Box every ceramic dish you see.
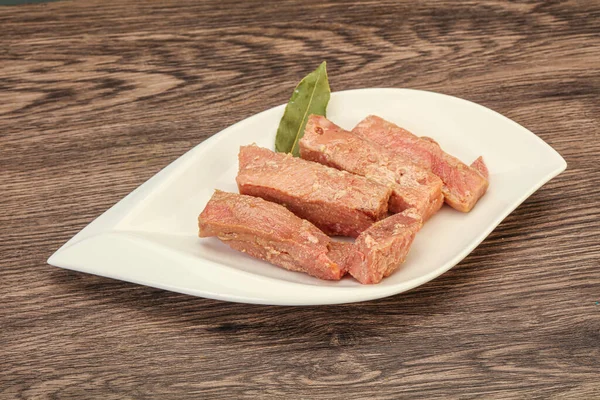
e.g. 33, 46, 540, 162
48, 88, 567, 305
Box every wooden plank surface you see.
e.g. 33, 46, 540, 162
1, 0, 599, 398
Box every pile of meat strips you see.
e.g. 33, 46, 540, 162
198, 115, 489, 284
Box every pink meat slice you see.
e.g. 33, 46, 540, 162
300, 115, 443, 222
236, 145, 392, 237
352, 115, 489, 212
346, 209, 423, 284
470, 156, 489, 180
326, 241, 354, 275
198, 190, 346, 280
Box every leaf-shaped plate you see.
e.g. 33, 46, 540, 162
48, 89, 566, 305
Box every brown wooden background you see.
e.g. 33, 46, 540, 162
2, 0, 599, 398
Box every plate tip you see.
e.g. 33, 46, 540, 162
47, 251, 61, 266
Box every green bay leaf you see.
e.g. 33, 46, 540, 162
275, 61, 330, 156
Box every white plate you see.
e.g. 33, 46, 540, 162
48, 88, 566, 305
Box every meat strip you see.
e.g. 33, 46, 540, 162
198, 190, 346, 280
352, 115, 489, 212
236, 144, 392, 237
346, 209, 423, 284
300, 115, 443, 221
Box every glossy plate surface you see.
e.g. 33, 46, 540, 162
48, 89, 567, 305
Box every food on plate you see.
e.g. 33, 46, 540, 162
326, 241, 355, 271
198, 190, 347, 280
196, 63, 493, 286
352, 115, 489, 212
346, 209, 423, 284
275, 61, 330, 156
470, 156, 489, 180
236, 144, 392, 237
300, 115, 444, 221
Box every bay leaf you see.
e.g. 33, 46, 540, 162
275, 61, 330, 156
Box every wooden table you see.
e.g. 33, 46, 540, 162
2, 1, 599, 398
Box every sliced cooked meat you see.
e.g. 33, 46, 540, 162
326, 241, 354, 275
352, 115, 489, 212
346, 209, 422, 284
470, 156, 489, 180
236, 144, 392, 237
198, 190, 346, 280
300, 115, 443, 221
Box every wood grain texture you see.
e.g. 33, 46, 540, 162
1, 0, 599, 398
